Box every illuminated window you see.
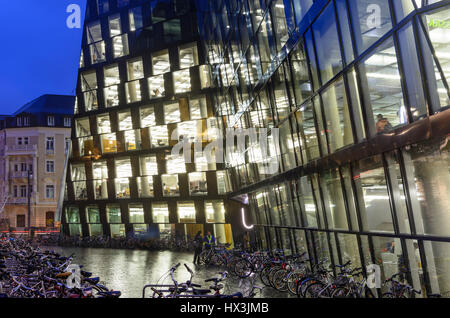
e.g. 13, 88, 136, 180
150, 126, 169, 148
162, 174, 179, 197
75, 117, 91, 137
137, 176, 154, 198
173, 69, 191, 94
179, 43, 199, 68
190, 97, 207, 120
113, 34, 129, 58
164, 102, 180, 124
188, 172, 207, 196
118, 110, 132, 131
106, 204, 122, 223
81, 71, 98, 111
140, 155, 158, 175
177, 202, 196, 223
115, 178, 130, 198
104, 64, 120, 107
129, 204, 145, 223
93, 161, 108, 200
148, 75, 166, 98
152, 203, 169, 223
125, 130, 141, 151
97, 113, 111, 134
205, 201, 225, 223
152, 50, 170, 75
166, 154, 186, 174
140, 105, 156, 128
100, 133, 117, 153
127, 58, 144, 81
109, 14, 121, 37
126, 80, 141, 103
216, 170, 231, 195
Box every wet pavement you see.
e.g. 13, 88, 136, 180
44, 246, 291, 298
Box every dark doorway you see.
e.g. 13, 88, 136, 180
46, 211, 55, 227
16, 215, 26, 227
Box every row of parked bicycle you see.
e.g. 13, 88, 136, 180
194, 245, 444, 298
58, 235, 197, 252
0, 237, 121, 298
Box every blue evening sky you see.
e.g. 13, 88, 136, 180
0, 1, 87, 114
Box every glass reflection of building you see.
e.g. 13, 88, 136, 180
63, 0, 241, 247
196, 0, 450, 297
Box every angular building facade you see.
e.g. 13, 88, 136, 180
196, 0, 450, 296
62, 0, 244, 245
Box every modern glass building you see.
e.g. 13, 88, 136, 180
196, 0, 450, 296
62, 0, 247, 246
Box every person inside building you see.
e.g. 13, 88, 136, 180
376, 114, 393, 133
203, 231, 215, 249
193, 231, 203, 265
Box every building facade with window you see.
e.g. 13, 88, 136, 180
196, 0, 450, 297
0, 95, 74, 232
63, 0, 244, 244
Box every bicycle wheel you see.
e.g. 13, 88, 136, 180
304, 282, 329, 298
198, 250, 210, 265
210, 254, 226, 267
260, 265, 272, 287
287, 271, 305, 295
268, 266, 281, 289
272, 269, 288, 292
234, 258, 253, 278
331, 287, 351, 298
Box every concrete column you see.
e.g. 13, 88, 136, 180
214, 203, 226, 244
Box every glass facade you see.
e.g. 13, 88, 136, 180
197, 0, 450, 297
63, 0, 238, 246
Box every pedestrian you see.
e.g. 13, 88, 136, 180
193, 231, 203, 265
203, 231, 215, 249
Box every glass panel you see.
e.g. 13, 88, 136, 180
179, 43, 199, 68
178, 202, 196, 223
162, 174, 179, 196
86, 205, 100, 223
354, 155, 395, 233
106, 204, 122, 223
148, 75, 166, 98
320, 168, 349, 230
140, 105, 156, 128
66, 207, 80, 223
360, 37, 406, 134
164, 102, 180, 124
321, 77, 354, 152
312, 2, 343, 84
137, 176, 154, 198
152, 202, 169, 223
189, 172, 207, 196
152, 50, 170, 75
150, 126, 169, 147
173, 69, 191, 94
205, 200, 225, 223
129, 204, 145, 223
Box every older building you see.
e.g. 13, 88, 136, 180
62, 0, 245, 244
197, 0, 450, 297
0, 94, 74, 233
